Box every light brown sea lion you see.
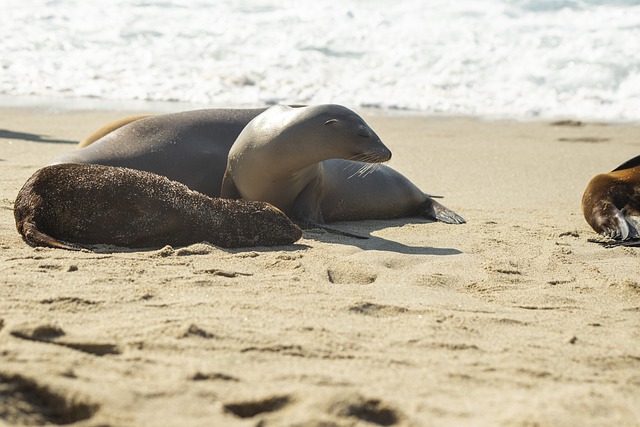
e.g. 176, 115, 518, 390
221, 104, 465, 236
14, 164, 301, 251
582, 154, 640, 246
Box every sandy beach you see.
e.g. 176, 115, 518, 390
1, 105, 639, 426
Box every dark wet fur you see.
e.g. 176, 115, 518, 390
14, 164, 301, 250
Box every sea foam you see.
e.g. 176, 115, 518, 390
1, 0, 639, 121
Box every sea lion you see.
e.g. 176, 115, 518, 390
221, 104, 465, 234
14, 164, 301, 251
51, 108, 271, 197
78, 114, 154, 148
582, 154, 640, 246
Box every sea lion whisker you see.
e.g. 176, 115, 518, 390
343, 161, 366, 178
348, 163, 370, 179
356, 164, 370, 178
348, 153, 369, 163
360, 163, 381, 178
363, 163, 381, 178
342, 159, 364, 171
361, 152, 388, 164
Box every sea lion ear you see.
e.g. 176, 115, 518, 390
358, 125, 371, 138
324, 119, 339, 125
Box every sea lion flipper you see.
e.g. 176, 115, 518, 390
220, 170, 241, 199
290, 180, 368, 239
591, 205, 630, 240
593, 238, 640, 248
421, 198, 466, 224
21, 222, 84, 251
624, 215, 640, 239
297, 220, 369, 240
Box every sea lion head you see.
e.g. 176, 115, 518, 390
582, 172, 635, 240
301, 104, 392, 163
229, 200, 303, 246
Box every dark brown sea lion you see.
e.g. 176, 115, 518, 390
582, 154, 640, 246
14, 164, 301, 251
221, 104, 465, 235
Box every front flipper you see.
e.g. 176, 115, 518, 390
21, 222, 85, 251
421, 198, 466, 224
297, 219, 369, 240
588, 203, 632, 240
624, 215, 640, 239
292, 178, 369, 239
220, 169, 242, 199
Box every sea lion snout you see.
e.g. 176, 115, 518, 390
359, 136, 392, 163
374, 145, 392, 162
254, 203, 303, 244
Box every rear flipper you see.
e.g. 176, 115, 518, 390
592, 238, 640, 248
421, 198, 466, 224
21, 222, 85, 251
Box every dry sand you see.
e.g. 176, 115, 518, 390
1, 106, 639, 426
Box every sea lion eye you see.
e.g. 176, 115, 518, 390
324, 119, 339, 125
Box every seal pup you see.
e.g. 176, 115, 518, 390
221, 104, 465, 236
14, 164, 302, 250
582, 154, 640, 246
51, 108, 271, 197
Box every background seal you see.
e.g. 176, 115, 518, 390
582, 154, 640, 245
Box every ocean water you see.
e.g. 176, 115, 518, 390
2, 0, 639, 121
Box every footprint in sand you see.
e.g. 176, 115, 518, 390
324, 393, 403, 426
0, 372, 98, 425
39, 296, 101, 312
558, 137, 610, 143
10, 323, 120, 356
177, 323, 218, 339
327, 261, 377, 285
223, 395, 292, 419
348, 301, 409, 317
191, 372, 240, 382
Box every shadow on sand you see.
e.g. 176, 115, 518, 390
0, 129, 76, 144
302, 218, 463, 256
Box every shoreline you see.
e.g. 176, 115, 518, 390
2, 94, 639, 125
1, 105, 639, 426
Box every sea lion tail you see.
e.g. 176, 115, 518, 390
20, 221, 84, 251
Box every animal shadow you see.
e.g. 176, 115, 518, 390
0, 129, 76, 144
305, 218, 462, 255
